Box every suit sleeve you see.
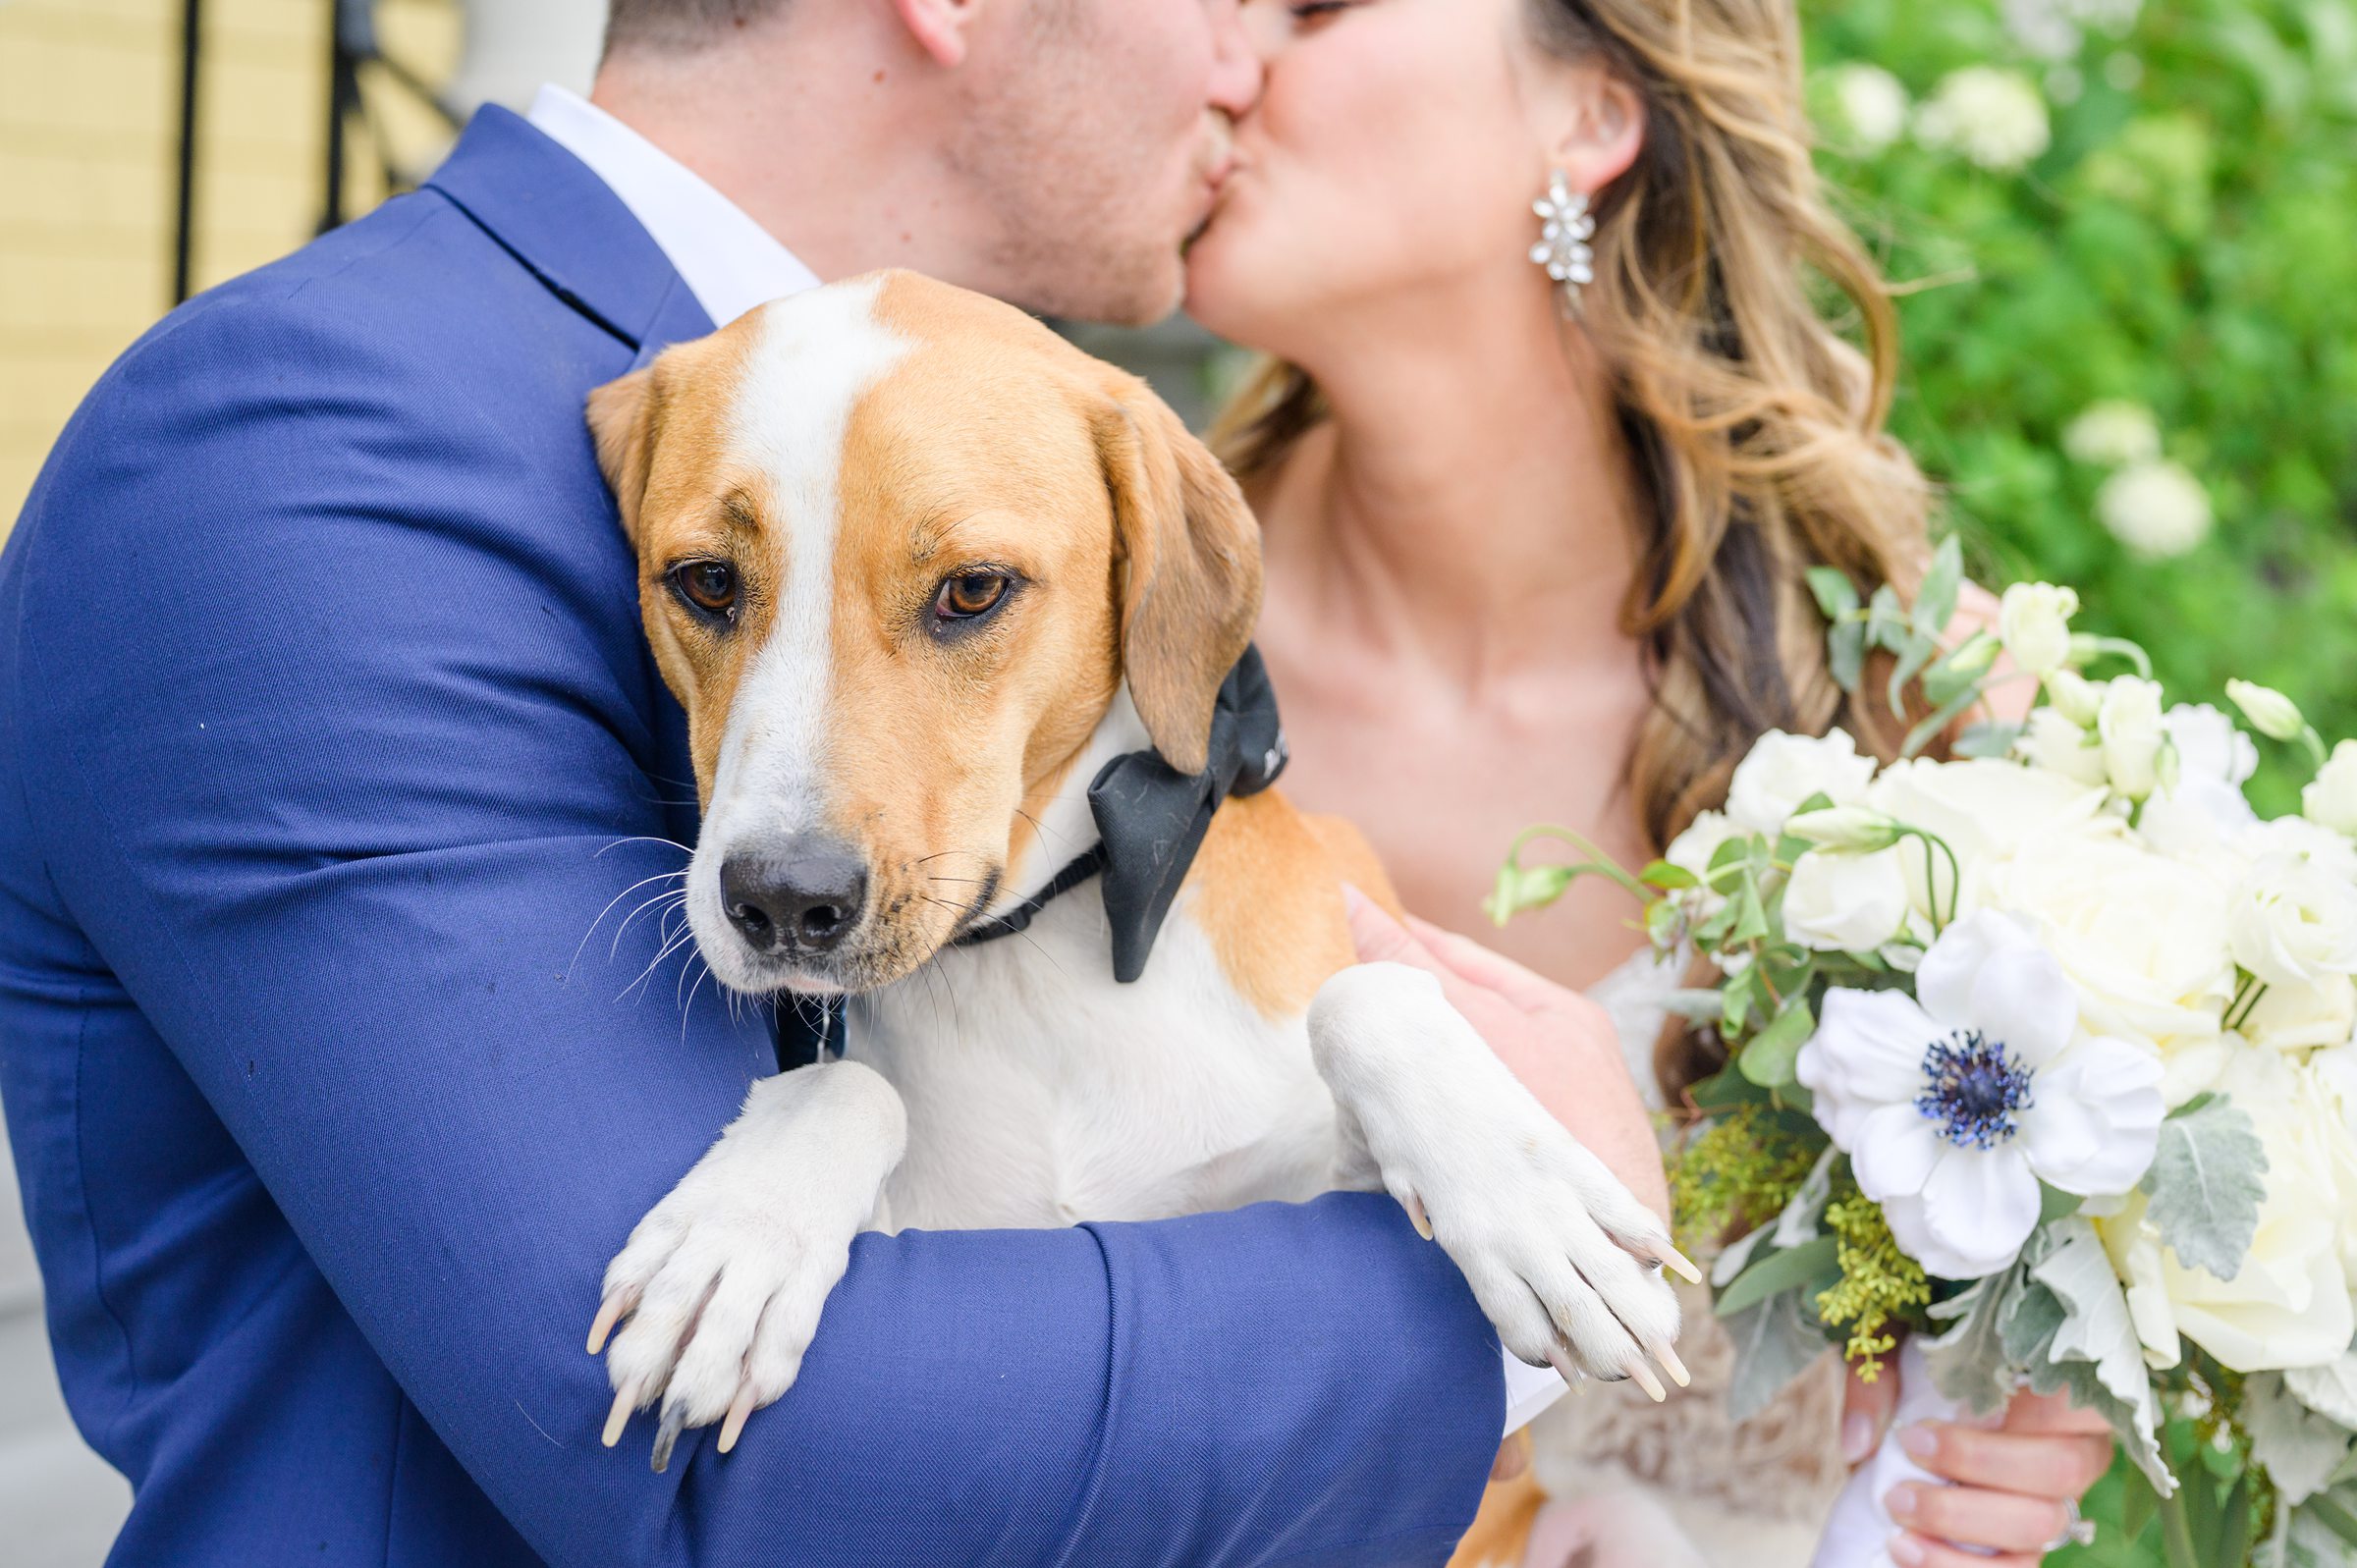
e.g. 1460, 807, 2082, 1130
13, 299, 1505, 1568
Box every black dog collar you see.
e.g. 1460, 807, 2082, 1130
953, 646, 1288, 982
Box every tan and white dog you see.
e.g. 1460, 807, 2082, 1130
581, 270, 1692, 1553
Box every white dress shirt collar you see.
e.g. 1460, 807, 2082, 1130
527, 83, 820, 329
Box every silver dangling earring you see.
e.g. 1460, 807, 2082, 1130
1530, 170, 1595, 317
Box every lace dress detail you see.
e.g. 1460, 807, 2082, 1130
1524, 947, 1849, 1563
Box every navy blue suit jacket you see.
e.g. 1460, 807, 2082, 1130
0, 109, 1503, 1566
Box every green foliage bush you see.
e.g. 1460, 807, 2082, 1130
1802, 0, 2357, 809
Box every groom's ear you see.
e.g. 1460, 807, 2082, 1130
889, 0, 989, 68
1088, 365, 1264, 777
586, 366, 662, 546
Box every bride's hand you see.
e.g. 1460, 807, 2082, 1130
1843, 1363, 2113, 1567
1343, 889, 1670, 1220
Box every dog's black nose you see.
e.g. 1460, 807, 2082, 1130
720, 842, 869, 955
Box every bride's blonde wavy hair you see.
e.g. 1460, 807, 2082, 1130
1212, 0, 1933, 859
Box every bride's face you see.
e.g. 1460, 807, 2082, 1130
1184, 0, 1564, 351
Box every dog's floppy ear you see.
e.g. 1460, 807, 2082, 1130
1091, 367, 1264, 776
585, 365, 663, 544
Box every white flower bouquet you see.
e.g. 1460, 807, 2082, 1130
1490, 542, 2357, 1565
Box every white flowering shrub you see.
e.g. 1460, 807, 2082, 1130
1800, 0, 2357, 814
1493, 557, 2357, 1564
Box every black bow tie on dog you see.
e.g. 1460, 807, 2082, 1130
953, 645, 1288, 983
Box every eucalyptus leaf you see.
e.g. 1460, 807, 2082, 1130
1912, 537, 1964, 640
1951, 720, 2024, 759
1899, 682, 1983, 758
1830, 620, 1866, 694
1714, 1233, 1838, 1319
1867, 584, 1910, 652
2143, 1094, 2270, 1281
1738, 999, 1814, 1088
1806, 566, 1860, 622
1711, 1222, 1774, 1289
1888, 629, 1940, 718
1724, 1289, 1835, 1423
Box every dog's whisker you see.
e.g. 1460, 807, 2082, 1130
617, 924, 699, 1003
610, 889, 690, 960
568, 869, 691, 981
595, 835, 694, 859
680, 959, 713, 1041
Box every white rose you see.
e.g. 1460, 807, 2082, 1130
2139, 710, 2261, 864
2098, 460, 2213, 560
1866, 757, 2116, 910
1726, 730, 1877, 837
2307, 1043, 2357, 1272
2016, 706, 2110, 786
2305, 740, 2357, 838
1977, 835, 2234, 1103
2243, 973, 2357, 1054
1829, 63, 1910, 153
1783, 846, 1912, 952
2062, 400, 2163, 467
1998, 582, 2080, 676
2227, 830, 2357, 991
2098, 676, 2168, 799
2100, 1050, 2356, 1373
1915, 67, 2052, 171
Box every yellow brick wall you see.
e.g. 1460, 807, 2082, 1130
0, 0, 460, 529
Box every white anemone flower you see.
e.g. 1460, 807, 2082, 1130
1796, 910, 2165, 1278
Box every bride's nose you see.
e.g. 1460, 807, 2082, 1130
1207, 0, 1268, 115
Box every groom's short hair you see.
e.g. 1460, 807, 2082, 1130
605, 0, 791, 54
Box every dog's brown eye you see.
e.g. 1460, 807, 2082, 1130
668, 560, 740, 619
935, 571, 1011, 622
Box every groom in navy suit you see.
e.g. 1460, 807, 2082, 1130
0, 3, 1539, 1563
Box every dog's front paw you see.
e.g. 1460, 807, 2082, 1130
586, 1059, 906, 1471
1310, 962, 1693, 1398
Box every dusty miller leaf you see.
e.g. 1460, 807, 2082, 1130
1921, 1265, 2029, 1419
2009, 1218, 2172, 1495
2142, 1095, 2270, 1280
2290, 1348, 2357, 1430
2248, 1373, 2357, 1506
1724, 1288, 1833, 1424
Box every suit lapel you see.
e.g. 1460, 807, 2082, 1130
423, 105, 714, 352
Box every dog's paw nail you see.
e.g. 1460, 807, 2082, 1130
1628, 1360, 1668, 1403
650, 1405, 686, 1474
1659, 1245, 1704, 1285
1648, 1338, 1691, 1389
718, 1386, 758, 1454
1400, 1192, 1434, 1241
587, 1295, 626, 1356
602, 1379, 639, 1448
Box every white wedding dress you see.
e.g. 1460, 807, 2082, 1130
1520, 947, 1850, 1567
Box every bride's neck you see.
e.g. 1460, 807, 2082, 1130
1260, 282, 1647, 690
